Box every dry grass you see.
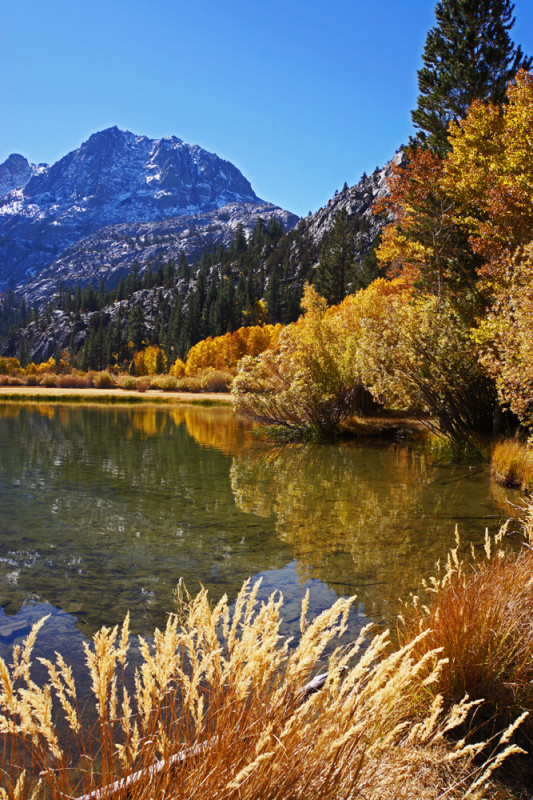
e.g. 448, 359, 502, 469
0, 581, 524, 799
491, 437, 533, 493
398, 514, 533, 764
92, 372, 115, 389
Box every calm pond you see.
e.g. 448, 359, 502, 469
0, 402, 520, 667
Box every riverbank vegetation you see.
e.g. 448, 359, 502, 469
0, 323, 283, 396
233, 70, 533, 487
398, 514, 533, 782
0, 565, 528, 800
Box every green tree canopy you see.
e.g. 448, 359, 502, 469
412, 0, 531, 155
314, 208, 357, 305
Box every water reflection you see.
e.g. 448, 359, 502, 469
0, 404, 290, 635
0, 403, 518, 641
230, 441, 518, 619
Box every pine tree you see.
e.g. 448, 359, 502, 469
126, 304, 146, 350
314, 208, 356, 305
177, 251, 190, 281
412, 0, 531, 154
265, 267, 281, 322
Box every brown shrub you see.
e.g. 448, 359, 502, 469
39, 372, 58, 387
200, 368, 233, 392
56, 373, 91, 388
93, 370, 115, 389
0, 374, 23, 386
136, 377, 151, 393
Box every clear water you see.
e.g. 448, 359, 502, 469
0, 402, 519, 667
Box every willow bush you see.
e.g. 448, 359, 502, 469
336, 281, 496, 443
232, 285, 377, 436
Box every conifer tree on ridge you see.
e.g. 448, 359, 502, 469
412, 0, 531, 155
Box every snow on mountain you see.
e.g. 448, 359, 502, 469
0, 127, 293, 297
0, 154, 48, 197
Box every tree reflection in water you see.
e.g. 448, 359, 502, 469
230, 441, 517, 621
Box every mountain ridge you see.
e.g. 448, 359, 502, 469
0, 127, 292, 296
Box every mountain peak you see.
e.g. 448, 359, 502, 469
0, 127, 281, 293
0, 153, 48, 197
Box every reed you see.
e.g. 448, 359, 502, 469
0, 580, 523, 799
398, 517, 533, 759
491, 437, 533, 493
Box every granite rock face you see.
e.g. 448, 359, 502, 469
0, 153, 47, 197
0, 127, 296, 298
304, 150, 404, 251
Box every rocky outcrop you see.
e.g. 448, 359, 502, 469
0, 154, 48, 197
304, 150, 404, 251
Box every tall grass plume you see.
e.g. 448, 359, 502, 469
0, 580, 525, 799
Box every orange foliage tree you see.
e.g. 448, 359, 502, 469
182, 325, 282, 376
375, 149, 481, 314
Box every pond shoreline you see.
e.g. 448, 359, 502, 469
0, 385, 233, 405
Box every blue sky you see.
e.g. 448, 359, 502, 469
2, 0, 533, 217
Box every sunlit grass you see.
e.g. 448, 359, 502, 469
398, 514, 533, 778
0, 578, 525, 799
491, 437, 533, 493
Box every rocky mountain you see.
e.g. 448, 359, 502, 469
0, 154, 48, 197
19, 201, 298, 307
0, 151, 401, 364
303, 150, 403, 250
0, 127, 296, 299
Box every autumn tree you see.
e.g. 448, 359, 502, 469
232, 285, 377, 436
443, 69, 533, 286
412, 0, 531, 154
133, 345, 167, 376
183, 324, 282, 375
441, 70, 533, 428
374, 149, 481, 315
477, 248, 533, 429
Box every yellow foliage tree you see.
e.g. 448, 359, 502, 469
169, 358, 186, 378
233, 285, 377, 435
444, 69, 533, 286
0, 356, 21, 375
184, 325, 282, 376
133, 345, 167, 376
442, 69, 533, 428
